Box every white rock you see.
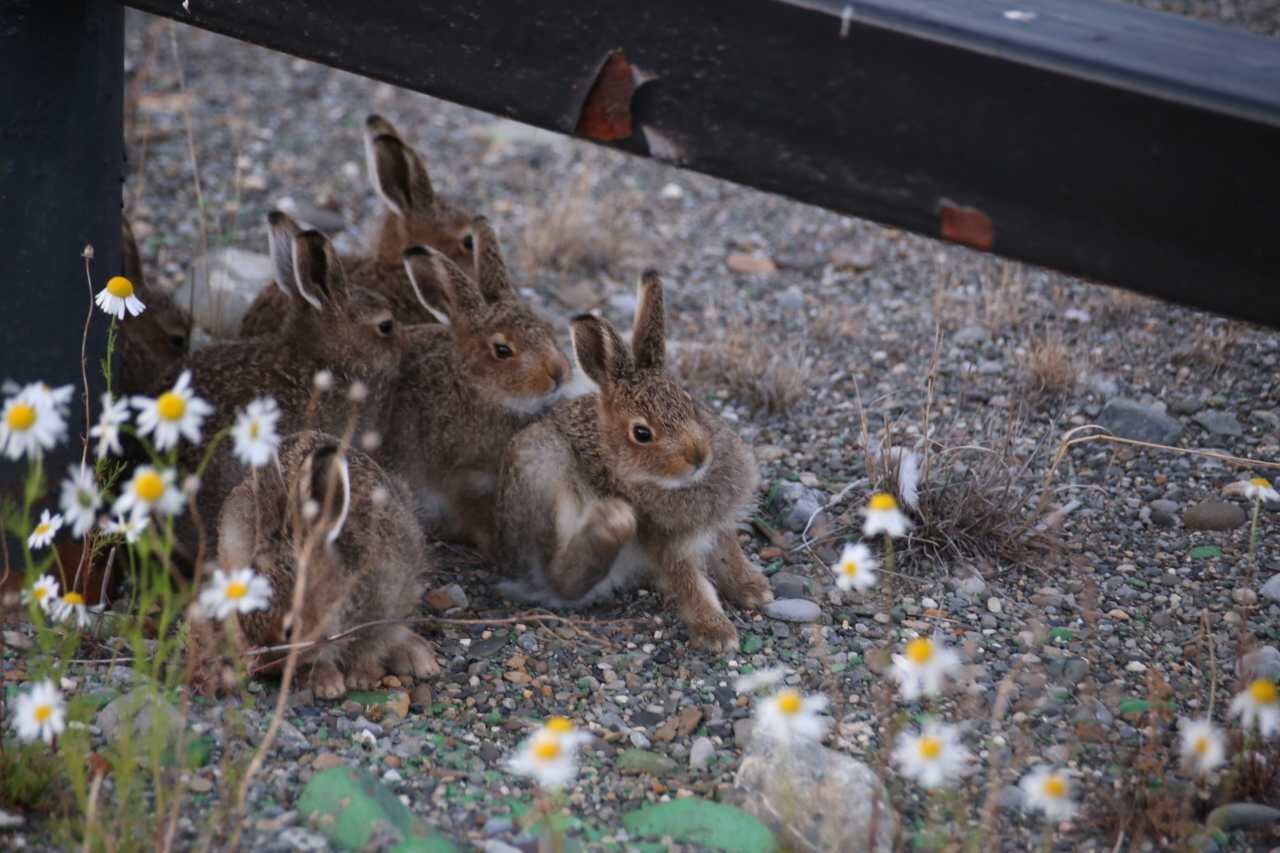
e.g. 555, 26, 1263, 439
689, 736, 715, 771
987, 597, 1003, 615
1260, 574, 1280, 603
1126, 661, 1147, 673
174, 248, 275, 337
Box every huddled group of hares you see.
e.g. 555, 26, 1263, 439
122, 116, 771, 698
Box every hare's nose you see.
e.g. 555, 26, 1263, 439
547, 356, 569, 390
685, 442, 710, 470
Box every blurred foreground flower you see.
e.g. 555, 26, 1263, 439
1178, 718, 1227, 775
60, 465, 102, 538
1, 382, 72, 460
13, 680, 66, 745
198, 568, 272, 621
232, 397, 281, 468
132, 370, 213, 452
890, 635, 961, 701
22, 573, 60, 614
831, 542, 878, 592
1020, 765, 1077, 821
862, 492, 911, 539
90, 392, 129, 459
1229, 678, 1279, 737
114, 465, 184, 520
508, 717, 592, 789
755, 688, 830, 744
27, 509, 62, 550
892, 720, 970, 789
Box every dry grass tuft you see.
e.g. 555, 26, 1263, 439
1183, 320, 1241, 369
519, 167, 639, 277
1022, 332, 1077, 396
673, 320, 811, 417
1095, 284, 1157, 320
980, 260, 1027, 332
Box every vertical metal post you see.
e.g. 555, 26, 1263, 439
0, 0, 123, 494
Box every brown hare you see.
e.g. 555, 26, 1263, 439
493, 272, 772, 651
117, 217, 193, 395
212, 431, 439, 698
239, 114, 473, 336
379, 219, 572, 550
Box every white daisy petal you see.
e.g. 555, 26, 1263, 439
27, 509, 63, 550
507, 717, 592, 790
21, 573, 60, 614
131, 370, 213, 452
831, 542, 879, 592
1178, 718, 1227, 775
231, 397, 281, 468
862, 492, 912, 539
59, 465, 102, 539
890, 635, 962, 701
1229, 679, 1280, 738
1019, 766, 1078, 822
95, 276, 147, 320
198, 568, 273, 622
90, 393, 130, 460
893, 721, 971, 790
1, 383, 71, 461
113, 466, 184, 521
13, 680, 67, 744
754, 688, 831, 744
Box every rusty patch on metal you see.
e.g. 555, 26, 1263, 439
576, 49, 636, 141
940, 201, 994, 250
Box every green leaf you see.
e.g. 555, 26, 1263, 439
740, 633, 764, 654
162, 734, 214, 769
298, 767, 457, 852
343, 690, 392, 705
617, 749, 676, 776
1189, 545, 1222, 559
623, 798, 779, 852
1117, 698, 1149, 716
1048, 628, 1073, 642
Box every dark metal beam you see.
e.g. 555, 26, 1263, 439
122, 0, 1280, 325
0, 0, 122, 492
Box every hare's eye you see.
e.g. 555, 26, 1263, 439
632, 424, 653, 444
462, 234, 474, 252
170, 334, 187, 350
377, 319, 395, 336
493, 342, 514, 360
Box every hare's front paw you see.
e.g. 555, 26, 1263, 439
345, 661, 387, 691
591, 498, 637, 547
388, 633, 441, 680
720, 572, 774, 610
689, 615, 739, 654
309, 661, 347, 700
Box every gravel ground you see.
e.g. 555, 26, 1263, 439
4, 6, 1280, 851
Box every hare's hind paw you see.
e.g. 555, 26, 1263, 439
309, 661, 347, 700
387, 632, 441, 680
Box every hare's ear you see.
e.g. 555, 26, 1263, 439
469, 217, 516, 303
121, 218, 145, 290
403, 245, 484, 324
631, 270, 666, 371
266, 210, 305, 300
571, 314, 632, 390
299, 443, 351, 545
364, 114, 434, 218
291, 230, 348, 310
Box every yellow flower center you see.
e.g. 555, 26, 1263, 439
905, 638, 934, 665
225, 581, 248, 601
546, 717, 574, 734
1193, 736, 1210, 756
842, 559, 858, 577
64, 592, 84, 606
533, 738, 561, 761
34, 522, 51, 536
34, 586, 49, 601
34, 704, 52, 724
776, 689, 803, 716
1250, 477, 1270, 488
136, 471, 165, 502
1249, 679, 1277, 705
919, 736, 942, 760
156, 391, 186, 422
6, 402, 36, 431
249, 421, 260, 439
106, 276, 135, 298
1042, 775, 1067, 799
868, 492, 898, 512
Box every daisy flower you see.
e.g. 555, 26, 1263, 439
198, 568, 273, 621
508, 717, 593, 790
831, 542, 878, 592
1, 383, 71, 460
27, 510, 62, 550
95, 275, 146, 319
13, 680, 66, 745
1019, 766, 1078, 821
1238, 477, 1279, 503
735, 666, 789, 694
1178, 718, 1227, 775
131, 370, 213, 452
102, 514, 149, 544
754, 688, 831, 744
890, 635, 962, 701
59, 465, 102, 538
862, 492, 911, 539
90, 393, 130, 459
52, 590, 91, 629
1229, 678, 1279, 737
231, 397, 281, 468
893, 720, 971, 789
21, 573, 60, 614
113, 466, 184, 520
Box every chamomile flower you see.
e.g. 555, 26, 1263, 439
1178, 718, 1227, 775
1019, 766, 1078, 821
862, 492, 912, 539
197, 568, 273, 621
131, 370, 213, 451
27, 510, 62, 550
13, 680, 66, 745
231, 397, 281, 468
735, 666, 789, 694
1241, 477, 1279, 503
52, 590, 91, 629
1, 383, 71, 460
102, 514, 149, 544
892, 720, 971, 789
890, 635, 962, 701
1229, 678, 1279, 737
113, 465, 184, 520
831, 542, 878, 592
59, 465, 102, 538
95, 275, 146, 319
754, 688, 831, 744
508, 717, 592, 789
21, 573, 60, 614
90, 393, 130, 459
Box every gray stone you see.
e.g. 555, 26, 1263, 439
276, 827, 330, 851
736, 738, 895, 853
516, 632, 539, 653
0, 808, 24, 828
1260, 574, 1280, 603
392, 737, 426, 759
1150, 499, 1180, 527
275, 720, 309, 753
1183, 500, 1247, 531
770, 572, 808, 599
1193, 410, 1244, 436
769, 482, 827, 533
1237, 645, 1280, 682
689, 736, 715, 771
952, 325, 988, 346
1169, 396, 1203, 416
777, 286, 806, 311
763, 598, 821, 623
1206, 803, 1280, 831
97, 687, 182, 746
275, 196, 346, 234
483, 842, 524, 853
1098, 398, 1183, 444
607, 292, 639, 316
176, 248, 275, 338
733, 718, 755, 748
957, 575, 987, 599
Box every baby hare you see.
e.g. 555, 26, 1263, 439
494, 272, 772, 651
239, 114, 473, 335
214, 431, 439, 698
162, 212, 405, 562
118, 217, 193, 395
379, 218, 571, 549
